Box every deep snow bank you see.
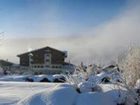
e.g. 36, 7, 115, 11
17, 83, 127, 105
76, 92, 115, 105
0, 82, 129, 105
17, 84, 78, 105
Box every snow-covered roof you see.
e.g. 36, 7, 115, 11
17, 46, 66, 57
0, 59, 14, 66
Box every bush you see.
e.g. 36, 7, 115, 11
40, 78, 50, 82
118, 47, 140, 105
119, 47, 140, 87
25, 77, 34, 82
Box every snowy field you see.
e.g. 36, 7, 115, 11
0, 68, 129, 105
0, 81, 58, 105
0, 64, 139, 105
0, 81, 126, 105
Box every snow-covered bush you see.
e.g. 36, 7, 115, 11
78, 81, 102, 93
86, 64, 101, 77
119, 47, 140, 87
117, 47, 140, 105
66, 62, 123, 93
65, 63, 87, 89
66, 63, 102, 86
53, 74, 66, 82
17, 85, 78, 105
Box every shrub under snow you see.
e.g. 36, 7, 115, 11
17, 85, 78, 105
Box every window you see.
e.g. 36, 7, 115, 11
46, 55, 49, 57
46, 59, 50, 62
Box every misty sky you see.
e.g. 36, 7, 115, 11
0, 0, 140, 65
0, 0, 126, 38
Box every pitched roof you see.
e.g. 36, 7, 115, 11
17, 46, 65, 57
0, 59, 14, 66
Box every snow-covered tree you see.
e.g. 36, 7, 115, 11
119, 47, 140, 87
118, 47, 140, 105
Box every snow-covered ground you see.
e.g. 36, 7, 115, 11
0, 81, 127, 105
0, 65, 138, 105
0, 81, 58, 105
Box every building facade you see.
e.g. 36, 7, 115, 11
0, 59, 14, 71
17, 46, 73, 74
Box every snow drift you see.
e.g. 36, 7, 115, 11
17, 85, 78, 105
